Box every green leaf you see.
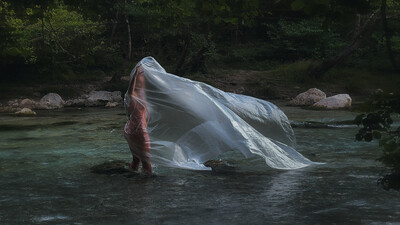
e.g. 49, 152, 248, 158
354, 114, 365, 126
364, 132, 373, 142
372, 131, 382, 139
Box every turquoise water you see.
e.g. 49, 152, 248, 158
1, 106, 400, 224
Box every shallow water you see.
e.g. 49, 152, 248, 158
1, 106, 399, 224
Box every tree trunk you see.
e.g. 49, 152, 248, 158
381, 0, 398, 71
125, 0, 131, 60
126, 14, 132, 60
110, 11, 119, 44
41, 4, 45, 46
110, 0, 132, 82
310, 9, 381, 79
352, 14, 361, 41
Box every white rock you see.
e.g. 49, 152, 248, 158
313, 94, 352, 109
39, 93, 64, 109
85, 91, 122, 106
15, 108, 36, 116
288, 88, 326, 106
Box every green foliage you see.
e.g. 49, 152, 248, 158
290, 0, 374, 16
266, 18, 346, 60
355, 92, 400, 190
1, 0, 399, 82
118, 0, 261, 74
347, 16, 400, 72
0, 1, 117, 81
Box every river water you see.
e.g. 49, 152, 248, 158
1, 105, 399, 224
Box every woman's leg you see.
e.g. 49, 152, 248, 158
141, 130, 152, 174
130, 155, 140, 171
126, 128, 152, 174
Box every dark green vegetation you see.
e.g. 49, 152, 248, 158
355, 92, 400, 190
0, 0, 399, 89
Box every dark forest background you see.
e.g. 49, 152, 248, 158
0, 0, 399, 83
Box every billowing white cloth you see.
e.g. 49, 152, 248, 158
125, 57, 315, 170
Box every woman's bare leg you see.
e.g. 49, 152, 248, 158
130, 155, 140, 171
141, 130, 152, 174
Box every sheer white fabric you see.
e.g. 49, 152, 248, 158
125, 57, 316, 170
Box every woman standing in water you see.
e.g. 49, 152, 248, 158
124, 65, 152, 174
122, 57, 316, 171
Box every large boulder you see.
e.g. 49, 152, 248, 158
313, 94, 352, 110
39, 93, 64, 109
288, 88, 326, 106
85, 91, 122, 106
15, 108, 36, 116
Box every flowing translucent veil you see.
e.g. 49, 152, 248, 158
125, 57, 316, 170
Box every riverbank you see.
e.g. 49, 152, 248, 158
1, 65, 398, 112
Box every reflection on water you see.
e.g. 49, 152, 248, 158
1, 106, 400, 224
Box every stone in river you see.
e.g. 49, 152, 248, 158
288, 88, 326, 106
15, 108, 37, 116
39, 93, 64, 109
313, 94, 352, 110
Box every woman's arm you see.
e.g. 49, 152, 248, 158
129, 65, 144, 96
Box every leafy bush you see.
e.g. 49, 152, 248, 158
0, 3, 115, 81
265, 18, 346, 61
355, 92, 400, 190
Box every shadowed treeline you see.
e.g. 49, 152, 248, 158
0, 0, 399, 83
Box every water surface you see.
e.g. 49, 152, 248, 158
1, 106, 399, 224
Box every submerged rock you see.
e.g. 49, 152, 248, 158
313, 94, 352, 109
90, 160, 131, 174
85, 91, 122, 106
291, 120, 356, 128
288, 88, 326, 106
39, 93, 64, 109
90, 160, 154, 178
15, 108, 36, 116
